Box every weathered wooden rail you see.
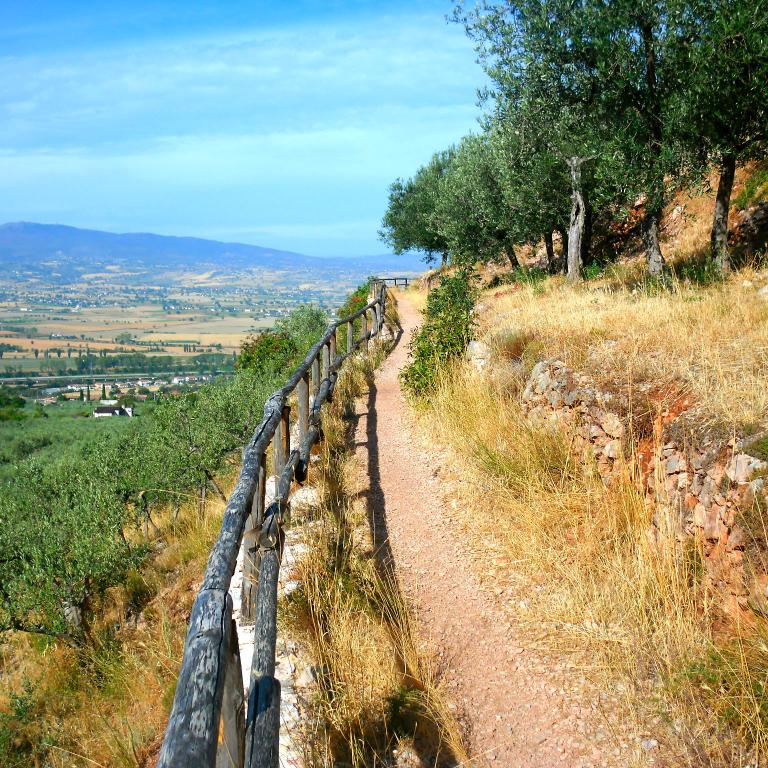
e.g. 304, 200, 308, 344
157, 280, 390, 768
379, 275, 411, 287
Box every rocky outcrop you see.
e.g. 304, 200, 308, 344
522, 359, 768, 621
466, 340, 491, 372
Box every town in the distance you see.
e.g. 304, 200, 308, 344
0, 221, 421, 411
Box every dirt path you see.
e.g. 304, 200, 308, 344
352, 292, 641, 768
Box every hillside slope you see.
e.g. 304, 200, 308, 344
403, 262, 768, 766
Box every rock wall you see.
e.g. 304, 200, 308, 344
522, 359, 768, 622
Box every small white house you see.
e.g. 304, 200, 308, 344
93, 405, 133, 418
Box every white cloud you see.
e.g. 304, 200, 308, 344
0, 9, 484, 253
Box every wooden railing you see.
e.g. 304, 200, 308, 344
379, 276, 411, 287
157, 280, 390, 768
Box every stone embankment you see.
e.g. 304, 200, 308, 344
517, 358, 768, 622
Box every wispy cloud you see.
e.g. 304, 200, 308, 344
0, 7, 483, 254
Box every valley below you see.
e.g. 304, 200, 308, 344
0, 221, 421, 389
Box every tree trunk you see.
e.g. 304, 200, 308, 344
198, 484, 207, 520
558, 227, 569, 273
643, 210, 665, 276
567, 157, 588, 283
544, 231, 555, 270
583, 200, 593, 265
441, 250, 448, 270
547, 231, 564, 274
711, 153, 736, 273
641, 21, 666, 277
205, 469, 228, 502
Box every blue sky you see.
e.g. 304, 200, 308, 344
0, 1, 484, 256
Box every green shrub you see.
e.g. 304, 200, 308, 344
0, 388, 25, 422
746, 435, 768, 462
582, 263, 603, 281
401, 271, 477, 398
733, 165, 768, 211
672, 253, 725, 286
486, 266, 547, 289
0, 679, 51, 767
275, 304, 329, 358
0, 461, 146, 642
236, 331, 297, 375
337, 279, 373, 321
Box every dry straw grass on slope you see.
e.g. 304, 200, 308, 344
480, 269, 768, 434
426, 364, 768, 766
0, 483, 231, 768
284, 345, 467, 768
414, 269, 768, 766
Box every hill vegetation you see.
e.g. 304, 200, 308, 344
0, 297, 335, 766
399, 263, 768, 763
378, 2, 768, 762
380, 0, 768, 281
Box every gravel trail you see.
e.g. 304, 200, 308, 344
352, 291, 643, 768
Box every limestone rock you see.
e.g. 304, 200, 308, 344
600, 412, 624, 439
466, 340, 491, 372
603, 439, 621, 460
726, 453, 767, 485
289, 486, 321, 519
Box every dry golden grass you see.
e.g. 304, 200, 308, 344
423, 363, 768, 764
480, 269, 768, 434
403, 284, 428, 314
285, 343, 467, 767
403, 253, 768, 764
0, 483, 231, 768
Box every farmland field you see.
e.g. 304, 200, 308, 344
0, 269, 378, 378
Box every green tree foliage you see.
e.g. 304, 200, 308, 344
382, 1, 766, 277
0, 343, 22, 360
274, 304, 329, 357
379, 151, 453, 266
0, 296, 346, 647
672, 0, 768, 271
0, 461, 143, 642
237, 305, 328, 375
401, 271, 477, 397
0, 388, 25, 422
236, 332, 298, 375
437, 133, 519, 266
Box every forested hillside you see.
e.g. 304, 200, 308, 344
381, 0, 768, 280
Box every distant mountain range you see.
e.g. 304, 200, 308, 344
0, 222, 423, 283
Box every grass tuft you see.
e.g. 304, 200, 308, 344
286, 341, 467, 767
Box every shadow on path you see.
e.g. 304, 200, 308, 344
353, 326, 464, 767
355, 326, 403, 579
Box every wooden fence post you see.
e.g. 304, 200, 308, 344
244, 548, 281, 768
311, 354, 321, 399
347, 320, 353, 355
215, 618, 245, 768
274, 405, 290, 479
242, 452, 266, 623
362, 311, 368, 352
329, 328, 337, 369
297, 373, 309, 447
321, 341, 330, 380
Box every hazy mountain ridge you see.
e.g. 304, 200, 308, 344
0, 222, 422, 283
